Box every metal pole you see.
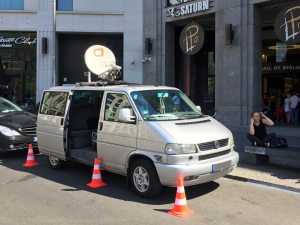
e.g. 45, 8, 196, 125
52, 0, 56, 86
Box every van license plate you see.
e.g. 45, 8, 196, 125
32, 137, 37, 142
212, 161, 231, 173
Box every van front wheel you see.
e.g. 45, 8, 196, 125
48, 155, 67, 170
130, 159, 161, 198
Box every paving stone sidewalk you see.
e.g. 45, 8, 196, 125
227, 163, 300, 190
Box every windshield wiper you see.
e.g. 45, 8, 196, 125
145, 114, 179, 120
180, 113, 204, 119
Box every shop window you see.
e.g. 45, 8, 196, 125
0, 0, 24, 10
261, 28, 300, 123
57, 0, 73, 11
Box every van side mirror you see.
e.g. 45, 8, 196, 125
196, 105, 201, 112
119, 108, 136, 123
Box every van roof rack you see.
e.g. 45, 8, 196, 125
76, 80, 126, 87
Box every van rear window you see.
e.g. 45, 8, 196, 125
40, 92, 69, 116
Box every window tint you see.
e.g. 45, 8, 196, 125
40, 92, 68, 116
57, 0, 73, 11
71, 91, 103, 108
104, 93, 132, 122
0, 0, 24, 10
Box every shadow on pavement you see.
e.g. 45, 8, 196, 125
0, 151, 220, 205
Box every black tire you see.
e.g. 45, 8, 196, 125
33, 148, 40, 154
48, 155, 67, 170
130, 158, 161, 198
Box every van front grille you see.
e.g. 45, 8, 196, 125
20, 125, 36, 136
218, 138, 229, 148
197, 138, 229, 151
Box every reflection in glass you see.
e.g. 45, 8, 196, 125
131, 90, 203, 121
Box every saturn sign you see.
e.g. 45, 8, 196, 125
274, 4, 300, 44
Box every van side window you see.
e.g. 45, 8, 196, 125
40, 92, 68, 116
105, 93, 132, 122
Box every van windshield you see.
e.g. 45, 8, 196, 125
130, 90, 203, 121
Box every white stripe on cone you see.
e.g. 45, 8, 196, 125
92, 174, 101, 179
94, 165, 100, 169
177, 186, 185, 193
27, 156, 34, 160
175, 198, 187, 206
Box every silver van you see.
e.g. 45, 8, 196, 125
37, 83, 239, 197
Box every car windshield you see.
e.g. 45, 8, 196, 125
130, 89, 203, 121
0, 98, 23, 114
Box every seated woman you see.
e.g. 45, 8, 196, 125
247, 111, 275, 147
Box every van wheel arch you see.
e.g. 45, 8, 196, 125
128, 155, 161, 198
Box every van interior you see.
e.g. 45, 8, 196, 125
67, 91, 103, 164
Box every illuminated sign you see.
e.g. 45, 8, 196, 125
168, 0, 194, 6
274, 4, 300, 44
0, 36, 36, 48
167, 0, 210, 17
262, 63, 300, 74
179, 22, 204, 55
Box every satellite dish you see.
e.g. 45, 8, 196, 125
84, 45, 121, 80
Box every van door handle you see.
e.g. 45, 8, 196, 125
99, 122, 103, 131
60, 118, 64, 126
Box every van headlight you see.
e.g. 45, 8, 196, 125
0, 126, 21, 137
165, 144, 197, 155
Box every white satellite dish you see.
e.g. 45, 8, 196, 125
84, 45, 121, 80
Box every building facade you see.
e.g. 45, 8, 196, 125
144, 0, 300, 127
0, 0, 143, 105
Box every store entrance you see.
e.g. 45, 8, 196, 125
262, 73, 300, 124
174, 28, 215, 115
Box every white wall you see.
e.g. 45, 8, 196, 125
24, 0, 37, 10
73, 0, 124, 12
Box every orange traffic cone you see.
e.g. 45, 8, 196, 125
87, 158, 107, 188
168, 177, 193, 218
22, 144, 38, 167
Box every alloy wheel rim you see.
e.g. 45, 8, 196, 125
133, 166, 149, 192
49, 156, 59, 166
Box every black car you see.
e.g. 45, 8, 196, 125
0, 97, 37, 152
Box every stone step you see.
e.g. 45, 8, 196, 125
244, 146, 300, 170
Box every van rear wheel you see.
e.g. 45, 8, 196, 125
48, 155, 67, 169
130, 159, 161, 198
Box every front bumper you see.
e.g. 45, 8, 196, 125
155, 150, 239, 187
0, 135, 38, 152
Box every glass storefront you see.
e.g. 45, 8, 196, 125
262, 36, 300, 95
261, 3, 300, 124
0, 32, 36, 108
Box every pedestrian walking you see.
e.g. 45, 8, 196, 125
284, 92, 291, 124
290, 92, 299, 125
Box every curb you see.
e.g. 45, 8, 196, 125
225, 174, 300, 194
